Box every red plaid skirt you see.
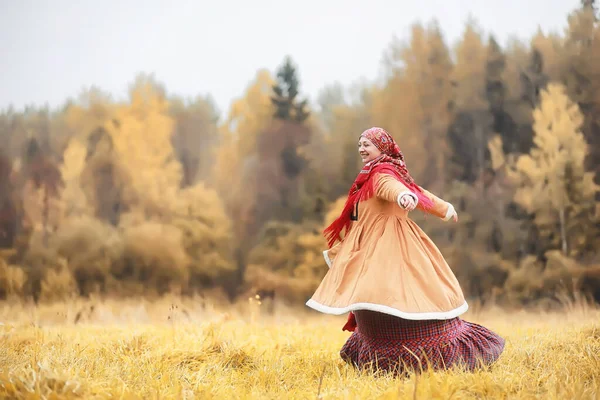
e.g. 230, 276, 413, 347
340, 310, 505, 374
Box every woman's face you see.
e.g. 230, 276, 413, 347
358, 137, 382, 164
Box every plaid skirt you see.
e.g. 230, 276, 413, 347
340, 310, 505, 374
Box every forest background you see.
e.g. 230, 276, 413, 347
1, 1, 599, 311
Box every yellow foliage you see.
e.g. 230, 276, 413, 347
214, 69, 274, 168
64, 88, 115, 140
452, 22, 488, 111
510, 83, 596, 207
59, 138, 92, 218
246, 197, 348, 301
213, 69, 275, 233
170, 183, 236, 280
487, 135, 506, 171
48, 83, 236, 296
530, 31, 564, 81
374, 22, 453, 184
107, 83, 182, 218
120, 221, 190, 294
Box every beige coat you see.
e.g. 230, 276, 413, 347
306, 173, 468, 320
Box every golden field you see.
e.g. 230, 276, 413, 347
0, 296, 599, 400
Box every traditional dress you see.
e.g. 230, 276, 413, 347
306, 127, 505, 374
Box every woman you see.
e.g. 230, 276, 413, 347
306, 127, 505, 374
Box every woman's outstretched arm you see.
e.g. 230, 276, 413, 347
375, 172, 457, 221
419, 187, 458, 221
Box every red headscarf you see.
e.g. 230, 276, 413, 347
323, 127, 434, 248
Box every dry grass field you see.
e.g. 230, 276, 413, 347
0, 296, 599, 399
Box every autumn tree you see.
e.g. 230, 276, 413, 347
106, 76, 182, 220
59, 138, 92, 219
213, 69, 275, 288
509, 83, 598, 257
64, 87, 116, 144
79, 126, 128, 226
244, 198, 347, 304
562, 0, 600, 194
18, 138, 63, 245
373, 21, 453, 188
170, 96, 220, 186
60, 88, 127, 225
530, 30, 564, 82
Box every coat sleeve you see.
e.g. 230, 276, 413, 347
375, 172, 457, 221
374, 173, 419, 207
419, 188, 457, 221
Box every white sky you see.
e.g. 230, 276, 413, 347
0, 0, 580, 117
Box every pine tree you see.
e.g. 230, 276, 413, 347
486, 35, 518, 156
504, 46, 549, 156
486, 36, 506, 112
508, 83, 598, 257
271, 56, 310, 122
581, 0, 597, 17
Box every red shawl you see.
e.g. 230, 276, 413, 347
323, 127, 434, 249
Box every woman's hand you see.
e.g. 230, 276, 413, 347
400, 194, 417, 211
444, 203, 458, 222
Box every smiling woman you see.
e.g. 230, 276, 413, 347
358, 136, 382, 164
306, 127, 505, 375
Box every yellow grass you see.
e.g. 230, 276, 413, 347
0, 296, 599, 399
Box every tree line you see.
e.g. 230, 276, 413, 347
0, 1, 599, 308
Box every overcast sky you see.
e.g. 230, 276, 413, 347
0, 0, 580, 116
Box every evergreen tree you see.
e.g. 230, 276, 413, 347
271, 56, 310, 122
485, 35, 518, 156
447, 21, 493, 184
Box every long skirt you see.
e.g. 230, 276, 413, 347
340, 310, 505, 375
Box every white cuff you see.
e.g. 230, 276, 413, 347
397, 191, 418, 209
323, 250, 332, 268
443, 203, 456, 221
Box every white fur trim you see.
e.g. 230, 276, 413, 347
397, 191, 418, 209
323, 250, 332, 268
443, 203, 456, 221
305, 299, 469, 320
